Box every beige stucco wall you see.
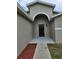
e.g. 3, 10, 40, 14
50, 16, 62, 43
17, 14, 33, 56
55, 16, 62, 43
33, 15, 49, 38
29, 4, 53, 20
50, 21, 55, 41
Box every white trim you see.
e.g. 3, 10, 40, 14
55, 28, 62, 30
33, 12, 50, 21
52, 13, 62, 18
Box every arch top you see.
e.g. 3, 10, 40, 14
33, 12, 50, 21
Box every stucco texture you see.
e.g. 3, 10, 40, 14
29, 4, 54, 20
55, 16, 62, 43
17, 14, 33, 56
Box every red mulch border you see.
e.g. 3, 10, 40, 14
17, 43, 37, 59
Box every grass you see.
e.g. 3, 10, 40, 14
48, 44, 62, 59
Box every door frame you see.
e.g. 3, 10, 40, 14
39, 24, 45, 37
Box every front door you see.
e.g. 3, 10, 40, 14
39, 24, 45, 37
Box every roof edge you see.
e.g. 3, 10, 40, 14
50, 13, 62, 22
17, 3, 33, 22
52, 13, 62, 18
27, 0, 55, 7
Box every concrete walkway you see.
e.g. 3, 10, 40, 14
33, 43, 51, 59
29, 37, 55, 59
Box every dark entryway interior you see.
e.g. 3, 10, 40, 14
39, 24, 45, 37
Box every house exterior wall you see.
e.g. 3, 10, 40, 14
50, 16, 62, 43
55, 16, 62, 43
17, 14, 33, 56
50, 21, 55, 41
33, 15, 49, 38
29, 4, 53, 20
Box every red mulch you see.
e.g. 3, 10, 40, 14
17, 44, 37, 59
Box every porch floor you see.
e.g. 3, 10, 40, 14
29, 37, 55, 44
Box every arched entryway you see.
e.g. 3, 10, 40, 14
33, 14, 50, 38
